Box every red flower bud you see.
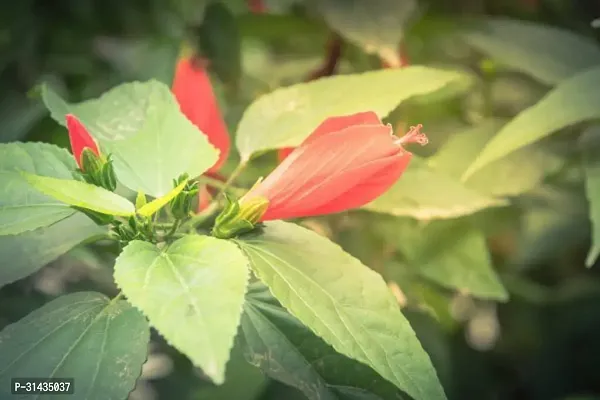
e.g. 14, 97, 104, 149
248, 0, 266, 13
243, 112, 427, 221
66, 114, 100, 169
172, 56, 231, 173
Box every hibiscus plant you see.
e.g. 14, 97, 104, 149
0, 50, 456, 399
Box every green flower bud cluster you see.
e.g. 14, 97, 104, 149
169, 173, 199, 219
111, 215, 155, 248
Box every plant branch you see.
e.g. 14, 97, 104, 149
305, 33, 343, 81
216, 162, 248, 200
197, 175, 246, 196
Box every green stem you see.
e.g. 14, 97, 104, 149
181, 202, 220, 231
216, 162, 248, 200
197, 175, 246, 196
165, 219, 181, 238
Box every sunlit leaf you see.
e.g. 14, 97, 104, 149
364, 157, 507, 220
235, 67, 467, 160
236, 221, 446, 400
114, 235, 249, 384
0, 142, 77, 235
23, 173, 135, 216
0, 292, 149, 399
463, 66, 600, 179
429, 119, 563, 197
137, 178, 188, 217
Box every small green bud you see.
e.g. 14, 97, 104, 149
135, 191, 147, 209
100, 157, 117, 191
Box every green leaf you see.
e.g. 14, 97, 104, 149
137, 178, 188, 217
23, 173, 135, 216
462, 66, 600, 179
462, 17, 600, 85
242, 283, 406, 400
41, 81, 219, 197
580, 126, 600, 266
114, 235, 249, 384
363, 157, 507, 220
235, 221, 446, 400
0, 292, 150, 399
0, 142, 77, 235
235, 67, 467, 160
198, 2, 241, 86
314, 0, 417, 66
0, 212, 105, 288
393, 219, 508, 301
428, 119, 563, 197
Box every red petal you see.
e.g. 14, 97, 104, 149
276, 112, 381, 164
248, 124, 402, 221
66, 114, 100, 168
303, 153, 411, 216
172, 57, 230, 172
277, 147, 294, 163
303, 111, 381, 145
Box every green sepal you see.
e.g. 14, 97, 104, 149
81, 148, 103, 175
211, 195, 268, 239
99, 156, 118, 191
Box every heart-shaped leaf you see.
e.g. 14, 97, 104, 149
114, 235, 249, 384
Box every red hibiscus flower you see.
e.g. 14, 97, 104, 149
242, 111, 427, 221
172, 56, 230, 173
66, 114, 100, 170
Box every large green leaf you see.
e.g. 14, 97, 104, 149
41, 81, 219, 197
235, 67, 467, 160
0, 213, 105, 288
462, 17, 600, 85
463, 66, 600, 179
428, 120, 563, 197
23, 173, 135, 216
0, 292, 150, 400
580, 126, 600, 266
363, 157, 507, 220
0, 142, 77, 235
235, 221, 446, 400
242, 283, 407, 400
114, 235, 249, 384
313, 0, 417, 67
391, 218, 508, 301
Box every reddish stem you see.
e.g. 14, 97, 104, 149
305, 34, 343, 81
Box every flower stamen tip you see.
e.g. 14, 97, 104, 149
395, 124, 428, 147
